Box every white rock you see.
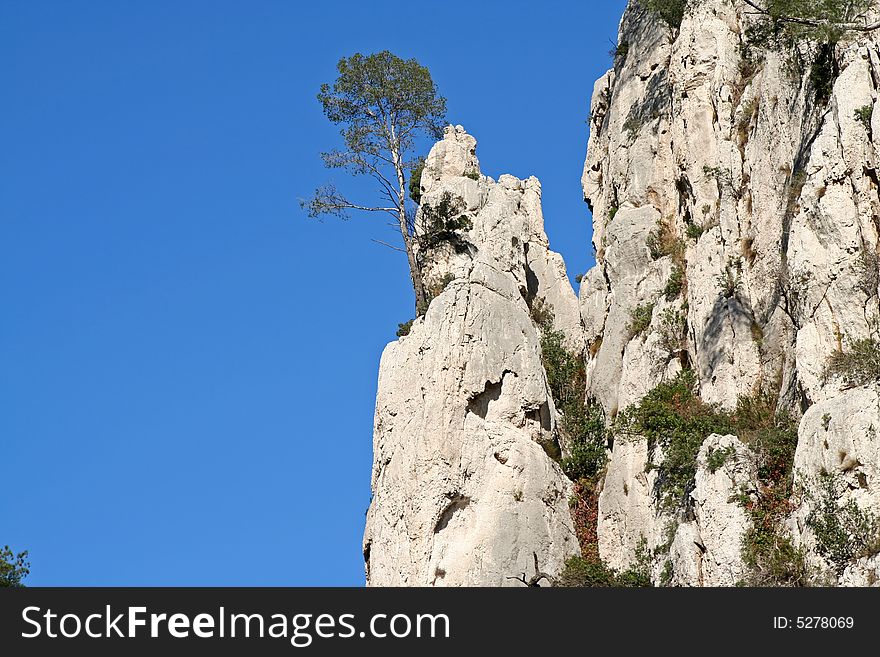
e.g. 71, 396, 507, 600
597, 435, 658, 572
420, 125, 480, 197
369, 0, 880, 587
792, 386, 880, 581
583, 1, 880, 584
364, 127, 584, 586
692, 434, 756, 586
597, 432, 755, 586
840, 555, 880, 587
668, 522, 703, 587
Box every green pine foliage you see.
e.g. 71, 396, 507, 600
418, 192, 473, 253
0, 546, 30, 588
409, 158, 426, 205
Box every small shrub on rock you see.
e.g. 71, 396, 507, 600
806, 472, 880, 575
646, 219, 683, 261
409, 157, 426, 204
855, 104, 873, 131
418, 191, 473, 253
664, 265, 685, 300
825, 338, 880, 387
627, 303, 655, 340
706, 445, 736, 473
658, 307, 687, 355
643, 0, 689, 30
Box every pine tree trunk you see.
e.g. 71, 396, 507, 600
403, 229, 428, 316
390, 137, 427, 316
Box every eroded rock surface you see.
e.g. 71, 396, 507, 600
587, 1, 880, 585
364, 126, 583, 586
366, 0, 880, 587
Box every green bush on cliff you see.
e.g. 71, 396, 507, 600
614, 371, 805, 585
558, 538, 652, 587
409, 157, 426, 204
806, 472, 880, 575
643, 0, 689, 29
617, 371, 734, 510
538, 321, 608, 482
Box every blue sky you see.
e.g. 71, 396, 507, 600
0, 0, 627, 585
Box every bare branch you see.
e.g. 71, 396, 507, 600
371, 239, 406, 253
302, 182, 398, 219
379, 186, 397, 207
507, 552, 555, 587
321, 150, 400, 204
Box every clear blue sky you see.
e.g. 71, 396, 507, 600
1, 0, 627, 585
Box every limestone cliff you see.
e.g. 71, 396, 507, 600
363, 127, 583, 586
365, 0, 880, 587
584, 0, 880, 586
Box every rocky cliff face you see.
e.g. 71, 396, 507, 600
365, 0, 880, 587
585, 0, 880, 586
363, 127, 583, 586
